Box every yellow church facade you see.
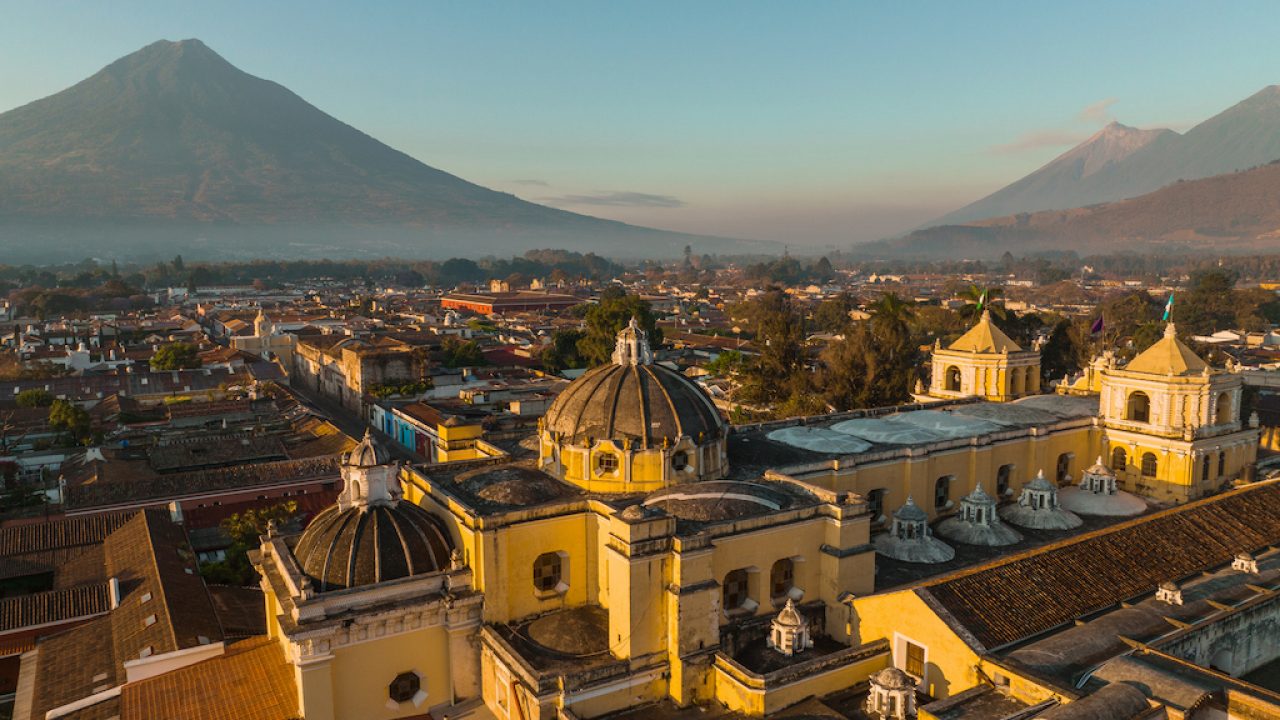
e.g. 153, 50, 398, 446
251, 316, 1266, 720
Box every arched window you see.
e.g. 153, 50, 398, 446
723, 569, 750, 613
934, 476, 951, 510
1218, 451, 1226, 477
1056, 453, 1072, 484
1126, 392, 1150, 423
866, 489, 886, 520
1141, 452, 1157, 478
945, 366, 962, 392
1216, 392, 1232, 425
1203, 454, 1212, 482
770, 559, 794, 602
996, 464, 1013, 497
1112, 447, 1127, 472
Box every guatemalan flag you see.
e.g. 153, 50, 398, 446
1162, 292, 1174, 322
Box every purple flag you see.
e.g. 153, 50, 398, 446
1090, 315, 1104, 335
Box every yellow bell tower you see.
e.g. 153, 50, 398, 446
926, 310, 1041, 402
1099, 322, 1259, 502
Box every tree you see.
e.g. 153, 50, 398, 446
813, 292, 857, 333
200, 501, 298, 586
733, 289, 812, 414
49, 399, 91, 443
172, 254, 185, 273
439, 337, 485, 368
577, 288, 663, 367
957, 284, 1006, 321
541, 329, 587, 373
15, 388, 53, 408
151, 342, 201, 370
819, 293, 918, 411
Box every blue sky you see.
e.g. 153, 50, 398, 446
2, 1, 1278, 248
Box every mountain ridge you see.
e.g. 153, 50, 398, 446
871, 158, 1280, 259
0, 39, 769, 261
931, 85, 1280, 226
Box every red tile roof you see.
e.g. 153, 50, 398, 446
922, 479, 1280, 650
119, 636, 298, 720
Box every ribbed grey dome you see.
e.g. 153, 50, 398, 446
543, 363, 724, 448
293, 501, 453, 592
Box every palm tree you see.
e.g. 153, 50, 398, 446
958, 284, 1006, 322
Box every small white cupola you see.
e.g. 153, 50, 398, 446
612, 316, 654, 366
767, 598, 811, 657
1156, 581, 1183, 606
1233, 552, 1259, 574
337, 431, 403, 511
865, 666, 917, 718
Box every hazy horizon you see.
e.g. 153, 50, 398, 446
3, 1, 1280, 248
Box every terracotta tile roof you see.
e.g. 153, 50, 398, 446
64, 456, 340, 510
27, 510, 225, 720
0, 584, 110, 632
922, 479, 1280, 650
205, 586, 267, 640
119, 636, 299, 720
0, 512, 134, 557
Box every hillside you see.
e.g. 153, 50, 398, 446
933, 122, 1174, 226
0, 39, 767, 261
873, 160, 1280, 258
934, 85, 1280, 226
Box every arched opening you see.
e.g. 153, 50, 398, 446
1112, 447, 1128, 473
770, 558, 795, 603
996, 464, 1013, 497
1055, 453, 1073, 484
867, 489, 886, 521
1141, 452, 1157, 478
723, 569, 750, 614
1126, 391, 1150, 423
1218, 451, 1227, 477
1012, 367, 1025, 396
945, 366, 962, 392
1203, 454, 1213, 482
934, 476, 952, 510
1216, 392, 1232, 425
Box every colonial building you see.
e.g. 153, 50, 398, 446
923, 310, 1041, 402
21, 313, 1273, 720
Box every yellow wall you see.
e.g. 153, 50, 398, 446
852, 589, 981, 700
713, 651, 888, 716
797, 426, 1096, 521
324, 626, 455, 720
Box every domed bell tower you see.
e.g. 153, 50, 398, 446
538, 317, 729, 492
1098, 323, 1258, 502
